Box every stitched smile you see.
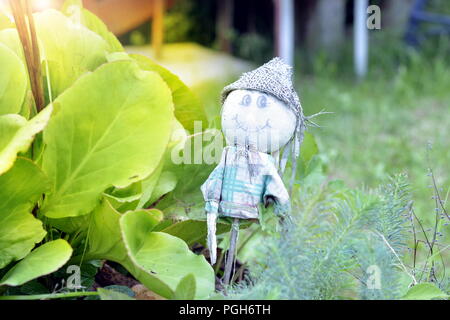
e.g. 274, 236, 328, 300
232, 114, 272, 133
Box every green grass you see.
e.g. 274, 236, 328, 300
298, 40, 450, 285
298, 45, 450, 228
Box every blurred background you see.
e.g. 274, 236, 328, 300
2, 0, 449, 238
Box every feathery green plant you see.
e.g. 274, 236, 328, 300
225, 174, 413, 300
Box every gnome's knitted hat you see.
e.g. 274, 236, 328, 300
222, 57, 302, 117
221, 57, 306, 190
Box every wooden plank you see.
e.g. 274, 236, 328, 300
83, 0, 154, 36
151, 0, 164, 58
216, 0, 233, 53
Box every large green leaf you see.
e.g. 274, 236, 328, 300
0, 106, 52, 175
85, 200, 130, 262
84, 199, 214, 299
0, 42, 27, 115
137, 162, 164, 210
0, 29, 33, 119
145, 171, 177, 206
0, 29, 24, 59
136, 118, 187, 210
62, 0, 124, 53
0, 239, 72, 286
0, 13, 13, 30
0, 158, 49, 269
157, 219, 230, 247
104, 183, 143, 213
120, 211, 215, 299
156, 131, 221, 220
172, 274, 196, 300
86, 202, 170, 299
131, 54, 206, 133
46, 215, 90, 235
401, 283, 449, 300
84, 199, 172, 299
41, 60, 174, 218
34, 9, 110, 99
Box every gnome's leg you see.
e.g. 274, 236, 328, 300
223, 218, 240, 286
207, 212, 218, 265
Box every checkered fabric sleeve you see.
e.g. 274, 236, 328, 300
263, 158, 291, 217
200, 148, 228, 214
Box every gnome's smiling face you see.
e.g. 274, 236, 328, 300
221, 89, 297, 153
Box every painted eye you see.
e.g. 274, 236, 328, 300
257, 95, 268, 108
240, 94, 251, 107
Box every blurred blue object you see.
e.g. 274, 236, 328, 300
405, 0, 450, 47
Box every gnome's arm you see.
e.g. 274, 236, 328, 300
201, 148, 227, 213
200, 149, 228, 265
263, 160, 291, 218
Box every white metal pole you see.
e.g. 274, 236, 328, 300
276, 0, 295, 67
354, 0, 369, 79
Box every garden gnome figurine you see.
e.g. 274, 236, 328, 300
201, 57, 306, 285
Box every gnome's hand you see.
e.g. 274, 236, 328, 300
279, 213, 294, 233
264, 195, 276, 208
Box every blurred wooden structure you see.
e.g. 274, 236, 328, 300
405, 0, 450, 47
83, 0, 173, 58
81, 0, 173, 37
151, 0, 164, 58
216, 0, 233, 53
30, 0, 173, 57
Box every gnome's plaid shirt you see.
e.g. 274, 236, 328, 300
201, 145, 290, 219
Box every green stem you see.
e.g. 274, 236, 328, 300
0, 291, 99, 300
214, 250, 225, 275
